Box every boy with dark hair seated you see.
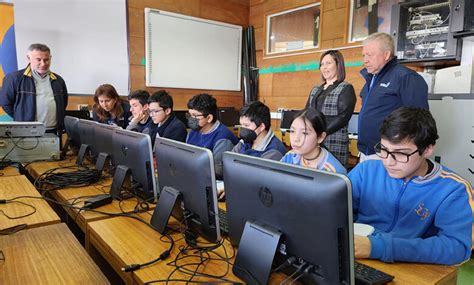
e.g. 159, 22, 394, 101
349, 107, 473, 265
147, 90, 187, 143
186, 93, 238, 178
126, 90, 152, 132
232, 101, 286, 160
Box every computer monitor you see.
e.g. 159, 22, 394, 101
347, 112, 359, 135
77, 119, 98, 164
223, 152, 354, 285
218, 107, 240, 127
173, 110, 188, 127
65, 110, 91, 120
150, 137, 220, 243
111, 129, 157, 202
279, 110, 300, 132
92, 123, 118, 171
64, 116, 81, 149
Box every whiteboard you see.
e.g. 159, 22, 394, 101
14, 0, 129, 95
145, 9, 242, 91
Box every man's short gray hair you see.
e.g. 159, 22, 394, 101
28, 43, 51, 54
363, 32, 395, 56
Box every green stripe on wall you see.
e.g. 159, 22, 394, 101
259, 61, 364, 75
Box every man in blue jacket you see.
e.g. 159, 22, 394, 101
349, 107, 473, 265
358, 33, 428, 160
0, 43, 68, 133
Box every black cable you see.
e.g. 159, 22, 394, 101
0, 199, 37, 219
33, 165, 101, 191
1, 192, 176, 277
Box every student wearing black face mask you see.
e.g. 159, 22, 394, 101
232, 101, 287, 160
186, 93, 238, 179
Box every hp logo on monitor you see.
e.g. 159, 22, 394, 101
258, 186, 273, 207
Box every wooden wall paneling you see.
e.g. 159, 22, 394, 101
279, 0, 316, 11
321, 8, 345, 40
129, 0, 200, 16
129, 36, 144, 66
250, 0, 265, 5
259, 73, 274, 97
128, 7, 144, 38
200, 0, 249, 26
254, 27, 264, 51
336, 0, 346, 9
271, 70, 318, 98
260, 95, 309, 110
67, 96, 95, 110
249, 2, 264, 28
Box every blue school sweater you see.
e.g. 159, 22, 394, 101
348, 159, 473, 265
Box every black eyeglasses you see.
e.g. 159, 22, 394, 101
185, 112, 206, 119
374, 143, 419, 163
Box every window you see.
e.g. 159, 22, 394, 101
266, 3, 321, 55
348, 0, 398, 42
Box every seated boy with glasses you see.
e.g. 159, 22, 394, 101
186, 93, 238, 178
147, 90, 187, 143
349, 107, 473, 265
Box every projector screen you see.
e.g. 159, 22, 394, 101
14, 0, 129, 95
145, 9, 242, 91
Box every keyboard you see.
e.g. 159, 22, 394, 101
218, 208, 229, 234
355, 262, 394, 285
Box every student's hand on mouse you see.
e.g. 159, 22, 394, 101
354, 235, 371, 259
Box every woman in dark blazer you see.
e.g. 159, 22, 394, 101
306, 50, 356, 166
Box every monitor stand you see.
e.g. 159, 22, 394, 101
150, 186, 181, 233
95, 152, 111, 177
233, 220, 282, 285
110, 165, 131, 199
76, 144, 91, 166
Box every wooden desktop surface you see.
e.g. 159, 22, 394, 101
0, 223, 109, 284
88, 212, 243, 284
26, 158, 151, 233
0, 166, 20, 177
0, 175, 60, 229
88, 211, 459, 285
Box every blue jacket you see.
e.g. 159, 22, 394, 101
187, 121, 238, 179
348, 160, 473, 265
148, 114, 187, 144
0, 65, 68, 131
280, 148, 347, 175
358, 58, 428, 155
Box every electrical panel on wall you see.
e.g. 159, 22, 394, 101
451, 0, 474, 37
390, 0, 460, 63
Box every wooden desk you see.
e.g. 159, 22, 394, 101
0, 166, 20, 177
26, 159, 154, 242
358, 259, 457, 285
0, 223, 109, 284
88, 213, 242, 285
88, 213, 459, 285
0, 175, 60, 229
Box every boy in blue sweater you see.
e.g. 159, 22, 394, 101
232, 101, 287, 161
186, 94, 238, 178
349, 107, 473, 265
147, 90, 187, 144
